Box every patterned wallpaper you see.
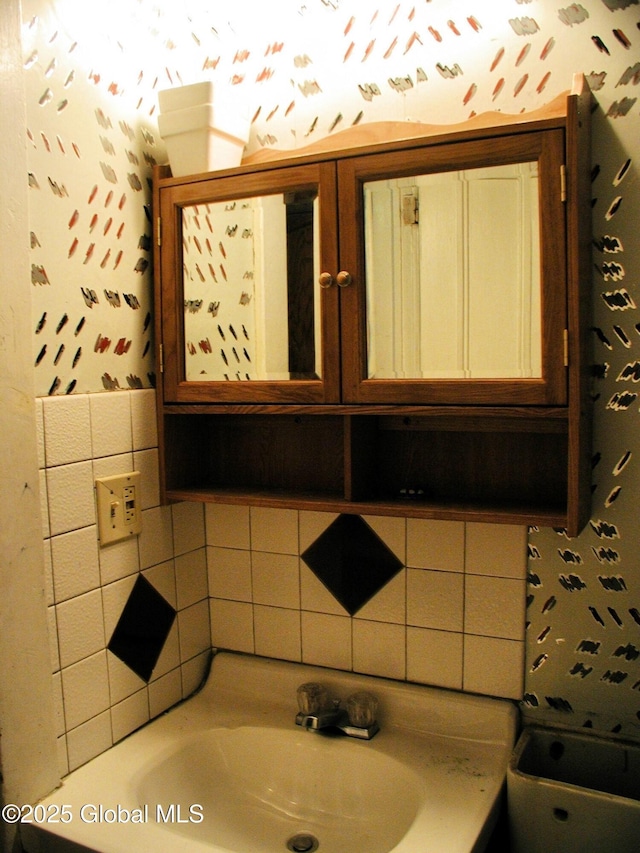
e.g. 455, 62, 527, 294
22, 0, 640, 738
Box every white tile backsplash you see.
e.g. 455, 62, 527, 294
465, 522, 528, 578
209, 598, 254, 652
252, 551, 300, 609
254, 605, 301, 661
46, 460, 95, 536
43, 394, 92, 466
175, 548, 208, 610
407, 568, 465, 632
406, 518, 465, 571
301, 611, 352, 670
56, 589, 105, 668
130, 389, 158, 450
41, 390, 210, 776
171, 501, 205, 556
41, 391, 527, 780
407, 627, 464, 691
207, 546, 253, 601
89, 391, 132, 458
250, 506, 298, 554
205, 503, 250, 549
51, 526, 100, 602
61, 651, 111, 730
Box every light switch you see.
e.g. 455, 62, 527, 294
95, 471, 142, 546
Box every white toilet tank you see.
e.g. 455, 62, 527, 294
507, 726, 640, 853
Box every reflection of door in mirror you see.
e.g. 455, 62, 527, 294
182, 191, 321, 382
364, 161, 541, 381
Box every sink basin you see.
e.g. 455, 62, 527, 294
21, 652, 517, 853
138, 726, 423, 853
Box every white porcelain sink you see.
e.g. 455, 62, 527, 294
138, 726, 423, 853
21, 653, 517, 853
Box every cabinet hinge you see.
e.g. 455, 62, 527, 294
159, 343, 164, 373
563, 329, 569, 367
157, 216, 162, 247
560, 164, 567, 203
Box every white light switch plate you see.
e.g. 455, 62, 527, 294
95, 471, 142, 546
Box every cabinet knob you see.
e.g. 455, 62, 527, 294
337, 271, 352, 287
319, 272, 334, 289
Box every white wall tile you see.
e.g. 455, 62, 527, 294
151, 622, 180, 680
102, 575, 137, 640
301, 611, 351, 670
407, 627, 463, 690
43, 394, 91, 466
250, 506, 298, 554
51, 672, 65, 737
55, 589, 105, 669
46, 460, 95, 536
48, 605, 60, 673
39, 468, 50, 538
35, 397, 45, 468
51, 526, 100, 602
363, 514, 406, 564
43, 538, 54, 605
92, 452, 135, 481
465, 523, 528, 578
178, 599, 210, 662
130, 389, 158, 450
111, 689, 149, 743
210, 599, 254, 653
252, 551, 300, 609
138, 505, 173, 569
66, 711, 112, 773
107, 650, 146, 706
143, 559, 177, 608
98, 534, 139, 586
299, 511, 339, 553
254, 604, 301, 661
181, 650, 211, 699
406, 519, 465, 571
407, 568, 464, 632
148, 667, 182, 718
133, 448, 160, 509
207, 546, 252, 601
90, 391, 133, 458
463, 635, 525, 699
172, 501, 205, 556
353, 620, 405, 680
205, 503, 250, 549
465, 575, 526, 640
175, 548, 208, 610
61, 651, 111, 730
356, 570, 405, 624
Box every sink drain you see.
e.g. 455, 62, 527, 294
286, 832, 319, 852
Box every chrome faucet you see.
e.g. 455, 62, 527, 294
295, 683, 379, 740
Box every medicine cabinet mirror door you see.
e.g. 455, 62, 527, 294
337, 130, 569, 406
159, 161, 341, 404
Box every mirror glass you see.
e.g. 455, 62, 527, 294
364, 161, 541, 380
182, 190, 321, 381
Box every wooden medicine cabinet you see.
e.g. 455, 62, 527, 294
153, 75, 592, 535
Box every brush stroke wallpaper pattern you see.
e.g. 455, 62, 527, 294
22, 0, 640, 738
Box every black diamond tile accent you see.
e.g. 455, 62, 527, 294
301, 514, 403, 616
107, 574, 176, 682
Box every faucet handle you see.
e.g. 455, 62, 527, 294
346, 691, 378, 728
296, 682, 330, 715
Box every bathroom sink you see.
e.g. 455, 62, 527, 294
137, 726, 423, 853
21, 652, 517, 853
